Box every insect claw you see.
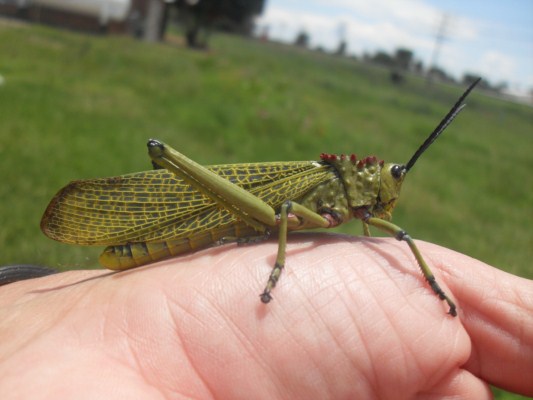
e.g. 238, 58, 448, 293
260, 292, 273, 303
448, 305, 457, 317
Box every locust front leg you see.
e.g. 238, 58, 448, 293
357, 210, 457, 316
260, 201, 331, 303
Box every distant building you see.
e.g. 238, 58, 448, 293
0, 0, 159, 35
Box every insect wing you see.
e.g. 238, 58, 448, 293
41, 161, 331, 245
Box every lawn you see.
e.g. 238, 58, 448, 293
0, 21, 531, 398
1, 22, 531, 276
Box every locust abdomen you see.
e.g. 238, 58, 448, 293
100, 222, 260, 270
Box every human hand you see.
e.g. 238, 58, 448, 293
1, 234, 531, 399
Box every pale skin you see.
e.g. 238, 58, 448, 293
0, 235, 532, 399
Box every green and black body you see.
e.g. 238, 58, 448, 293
41, 79, 481, 317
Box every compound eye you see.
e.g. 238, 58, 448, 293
391, 164, 404, 179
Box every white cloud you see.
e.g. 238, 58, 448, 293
258, 6, 436, 53
479, 51, 516, 82
258, 1, 477, 56
318, 0, 439, 31
257, 1, 531, 95
448, 15, 480, 41
258, 8, 343, 49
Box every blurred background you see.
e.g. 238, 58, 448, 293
0, 1, 531, 397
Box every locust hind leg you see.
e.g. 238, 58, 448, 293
358, 210, 457, 316
147, 139, 276, 231
260, 201, 331, 303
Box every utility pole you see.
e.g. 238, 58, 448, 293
144, 0, 167, 42
335, 22, 347, 56
427, 13, 450, 85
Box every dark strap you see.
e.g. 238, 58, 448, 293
0, 265, 58, 286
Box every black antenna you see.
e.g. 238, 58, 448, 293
404, 77, 481, 172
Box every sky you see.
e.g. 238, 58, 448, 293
256, 0, 533, 98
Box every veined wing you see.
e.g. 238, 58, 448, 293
41, 161, 334, 245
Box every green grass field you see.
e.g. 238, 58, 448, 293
1, 22, 531, 275
0, 21, 531, 398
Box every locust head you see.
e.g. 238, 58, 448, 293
375, 163, 406, 220
375, 78, 481, 220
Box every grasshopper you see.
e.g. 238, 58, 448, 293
41, 79, 480, 316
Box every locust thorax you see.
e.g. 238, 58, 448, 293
374, 163, 407, 220
320, 153, 384, 210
